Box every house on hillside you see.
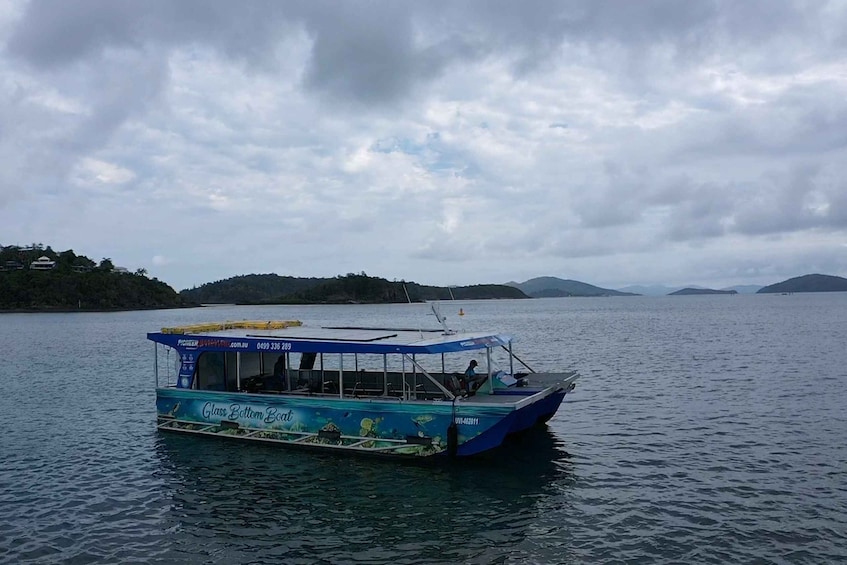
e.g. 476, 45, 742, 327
29, 256, 57, 270
2, 260, 24, 271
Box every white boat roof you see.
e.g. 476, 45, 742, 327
148, 322, 513, 355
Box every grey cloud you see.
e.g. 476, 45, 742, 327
6, 1, 290, 69
0, 48, 168, 205
570, 162, 647, 229
732, 166, 847, 235
6, 1, 458, 108
823, 182, 847, 228
3, 0, 847, 289
300, 4, 443, 107
3, 4, 426, 128
664, 180, 735, 241
6, 0, 140, 68
11, 1, 837, 107
725, 94, 847, 159
647, 164, 847, 243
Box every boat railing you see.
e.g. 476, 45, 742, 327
500, 345, 536, 374
283, 367, 453, 401
401, 353, 456, 400
157, 362, 459, 402
400, 379, 428, 401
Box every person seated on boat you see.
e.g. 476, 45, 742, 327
269, 354, 287, 391
464, 359, 486, 393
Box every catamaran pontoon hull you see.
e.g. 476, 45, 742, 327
148, 319, 578, 458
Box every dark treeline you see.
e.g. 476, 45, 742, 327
180, 274, 326, 303
3, 244, 527, 311
180, 272, 528, 304
0, 244, 189, 311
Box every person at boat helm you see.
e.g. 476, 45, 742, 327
464, 359, 486, 393
272, 355, 287, 390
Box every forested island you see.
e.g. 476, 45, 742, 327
669, 288, 738, 296
0, 245, 190, 311
757, 274, 847, 294
180, 273, 528, 304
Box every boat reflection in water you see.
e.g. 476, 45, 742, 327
153, 427, 576, 563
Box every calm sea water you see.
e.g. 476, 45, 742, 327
1, 295, 846, 564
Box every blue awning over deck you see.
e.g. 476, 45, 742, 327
147, 324, 513, 355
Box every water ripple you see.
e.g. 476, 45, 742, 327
2, 296, 847, 562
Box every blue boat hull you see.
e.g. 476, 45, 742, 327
457, 390, 568, 456
156, 386, 570, 458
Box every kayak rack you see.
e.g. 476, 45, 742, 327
160, 320, 302, 334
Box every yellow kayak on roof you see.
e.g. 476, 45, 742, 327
160, 320, 302, 334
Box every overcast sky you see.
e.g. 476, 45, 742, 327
2, 1, 846, 291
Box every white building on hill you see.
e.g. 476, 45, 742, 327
29, 256, 57, 270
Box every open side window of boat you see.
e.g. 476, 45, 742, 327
194, 352, 227, 391
240, 352, 262, 380
192, 351, 285, 392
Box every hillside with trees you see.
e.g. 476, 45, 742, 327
290, 274, 527, 303
0, 244, 190, 311
181, 272, 528, 304
668, 288, 737, 295
757, 274, 847, 294
507, 276, 638, 297
180, 274, 327, 303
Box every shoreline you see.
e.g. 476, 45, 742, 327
0, 304, 199, 314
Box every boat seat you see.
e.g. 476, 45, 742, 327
444, 373, 465, 396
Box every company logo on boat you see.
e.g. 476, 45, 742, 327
177, 338, 247, 349
200, 338, 232, 348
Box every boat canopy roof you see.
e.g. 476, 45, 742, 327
147, 321, 513, 355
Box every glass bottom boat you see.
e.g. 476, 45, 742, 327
148, 314, 578, 458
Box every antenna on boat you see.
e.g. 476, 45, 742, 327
431, 302, 455, 335
403, 283, 425, 338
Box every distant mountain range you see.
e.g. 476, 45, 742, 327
180, 272, 847, 304
511, 274, 847, 297
618, 284, 762, 296
723, 285, 764, 294
7, 241, 847, 311
506, 277, 637, 297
